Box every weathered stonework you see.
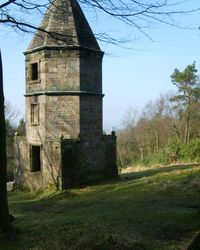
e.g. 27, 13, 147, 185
14, 0, 117, 190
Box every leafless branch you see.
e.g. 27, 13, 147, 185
0, 0, 200, 44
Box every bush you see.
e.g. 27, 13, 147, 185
164, 142, 182, 163
179, 139, 200, 162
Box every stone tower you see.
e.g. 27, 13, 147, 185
14, 0, 117, 190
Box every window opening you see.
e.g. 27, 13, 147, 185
31, 63, 39, 80
30, 145, 41, 172
31, 103, 39, 125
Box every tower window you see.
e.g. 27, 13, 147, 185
31, 103, 39, 125
31, 63, 39, 80
30, 145, 41, 172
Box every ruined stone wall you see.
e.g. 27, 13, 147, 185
42, 140, 62, 189
103, 134, 118, 177
14, 136, 44, 190
14, 135, 62, 190
61, 134, 118, 188
15, 133, 117, 190
14, 136, 29, 187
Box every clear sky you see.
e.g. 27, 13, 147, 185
1, 0, 200, 131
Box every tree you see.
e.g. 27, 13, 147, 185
170, 62, 200, 144
0, 50, 11, 233
16, 118, 26, 137
5, 102, 19, 181
118, 94, 176, 165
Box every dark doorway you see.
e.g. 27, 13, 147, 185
30, 145, 41, 172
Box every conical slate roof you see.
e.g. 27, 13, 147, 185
26, 0, 100, 52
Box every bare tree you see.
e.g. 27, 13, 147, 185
0, 0, 200, 43
118, 94, 176, 165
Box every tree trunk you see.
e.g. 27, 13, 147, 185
146, 131, 150, 156
173, 124, 180, 143
184, 102, 191, 144
155, 131, 159, 153
0, 50, 11, 232
139, 145, 144, 161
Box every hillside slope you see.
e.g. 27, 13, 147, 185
2, 164, 200, 249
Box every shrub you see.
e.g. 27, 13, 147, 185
179, 139, 200, 162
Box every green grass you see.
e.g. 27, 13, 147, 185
2, 164, 200, 250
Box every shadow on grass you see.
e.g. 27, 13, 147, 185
5, 163, 200, 250
13, 164, 199, 210
121, 163, 199, 181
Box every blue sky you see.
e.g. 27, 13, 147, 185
1, 0, 200, 131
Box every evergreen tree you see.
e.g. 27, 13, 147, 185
170, 62, 200, 143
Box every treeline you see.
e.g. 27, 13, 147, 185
5, 103, 25, 181
117, 62, 200, 167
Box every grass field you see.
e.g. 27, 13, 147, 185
1, 164, 200, 249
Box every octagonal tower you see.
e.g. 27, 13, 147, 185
15, 0, 117, 190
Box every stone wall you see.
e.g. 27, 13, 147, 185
26, 95, 46, 143
26, 49, 80, 93
14, 136, 44, 190
25, 49, 103, 94
14, 133, 117, 190
61, 133, 118, 189
80, 50, 103, 92
14, 136, 29, 187
42, 139, 62, 189
45, 95, 80, 140
14, 135, 62, 190
80, 95, 102, 138
25, 48, 103, 142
